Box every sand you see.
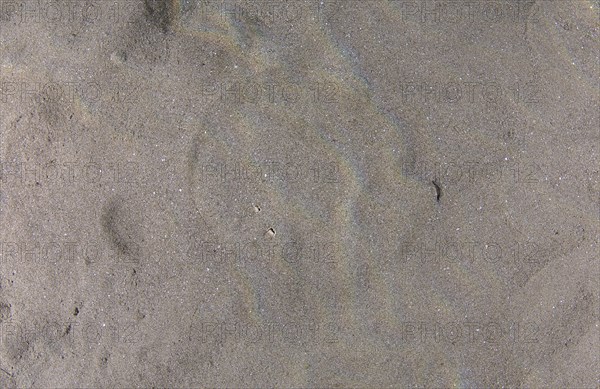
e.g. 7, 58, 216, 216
0, 0, 598, 387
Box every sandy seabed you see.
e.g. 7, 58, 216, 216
0, 0, 599, 387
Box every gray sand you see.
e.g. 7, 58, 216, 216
0, 0, 598, 387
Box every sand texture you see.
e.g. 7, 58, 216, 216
0, 0, 599, 387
